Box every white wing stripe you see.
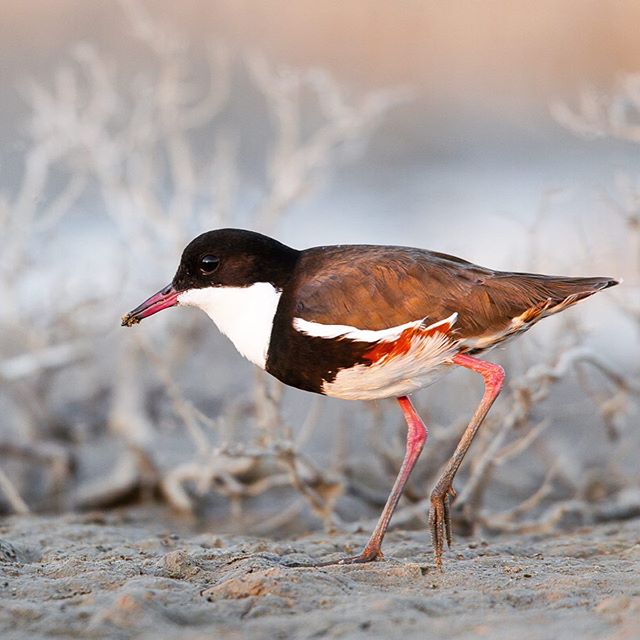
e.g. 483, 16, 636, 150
293, 312, 458, 343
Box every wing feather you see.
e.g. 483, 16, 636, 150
291, 246, 616, 345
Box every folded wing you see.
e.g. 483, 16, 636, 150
292, 245, 617, 351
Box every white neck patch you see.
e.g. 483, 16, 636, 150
178, 282, 282, 369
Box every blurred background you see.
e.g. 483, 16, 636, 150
0, 1, 638, 540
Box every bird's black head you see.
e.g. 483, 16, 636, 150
172, 228, 299, 292
122, 228, 299, 326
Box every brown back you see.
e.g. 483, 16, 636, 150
292, 245, 616, 342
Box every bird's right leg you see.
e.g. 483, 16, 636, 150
429, 353, 505, 568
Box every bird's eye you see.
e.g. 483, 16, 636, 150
199, 255, 220, 275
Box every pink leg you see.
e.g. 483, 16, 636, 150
429, 353, 505, 568
335, 395, 428, 564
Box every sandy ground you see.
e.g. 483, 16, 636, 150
0, 513, 638, 640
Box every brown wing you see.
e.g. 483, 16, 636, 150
292, 245, 617, 343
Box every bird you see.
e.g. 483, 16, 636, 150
122, 228, 619, 567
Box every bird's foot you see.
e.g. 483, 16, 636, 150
315, 545, 383, 567
429, 484, 457, 569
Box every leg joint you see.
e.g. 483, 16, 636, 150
486, 362, 505, 389
453, 353, 505, 390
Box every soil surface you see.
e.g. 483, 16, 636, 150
0, 513, 638, 639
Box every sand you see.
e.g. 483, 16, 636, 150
0, 512, 638, 639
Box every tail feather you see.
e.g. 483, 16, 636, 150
506, 273, 620, 319
536, 275, 619, 320
460, 274, 619, 352
534, 275, 611, 307
541, 275, 619, 297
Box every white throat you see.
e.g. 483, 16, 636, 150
178, 282, 282, 369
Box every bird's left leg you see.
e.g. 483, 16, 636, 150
429, 353, 505, 568
334, 395, 428, 564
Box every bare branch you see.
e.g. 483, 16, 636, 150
0, 465, 30, 515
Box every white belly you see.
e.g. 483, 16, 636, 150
322, 353, 454, 400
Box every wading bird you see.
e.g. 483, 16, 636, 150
122, 228, 618, 567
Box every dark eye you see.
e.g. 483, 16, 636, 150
199, 255, 220, 275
